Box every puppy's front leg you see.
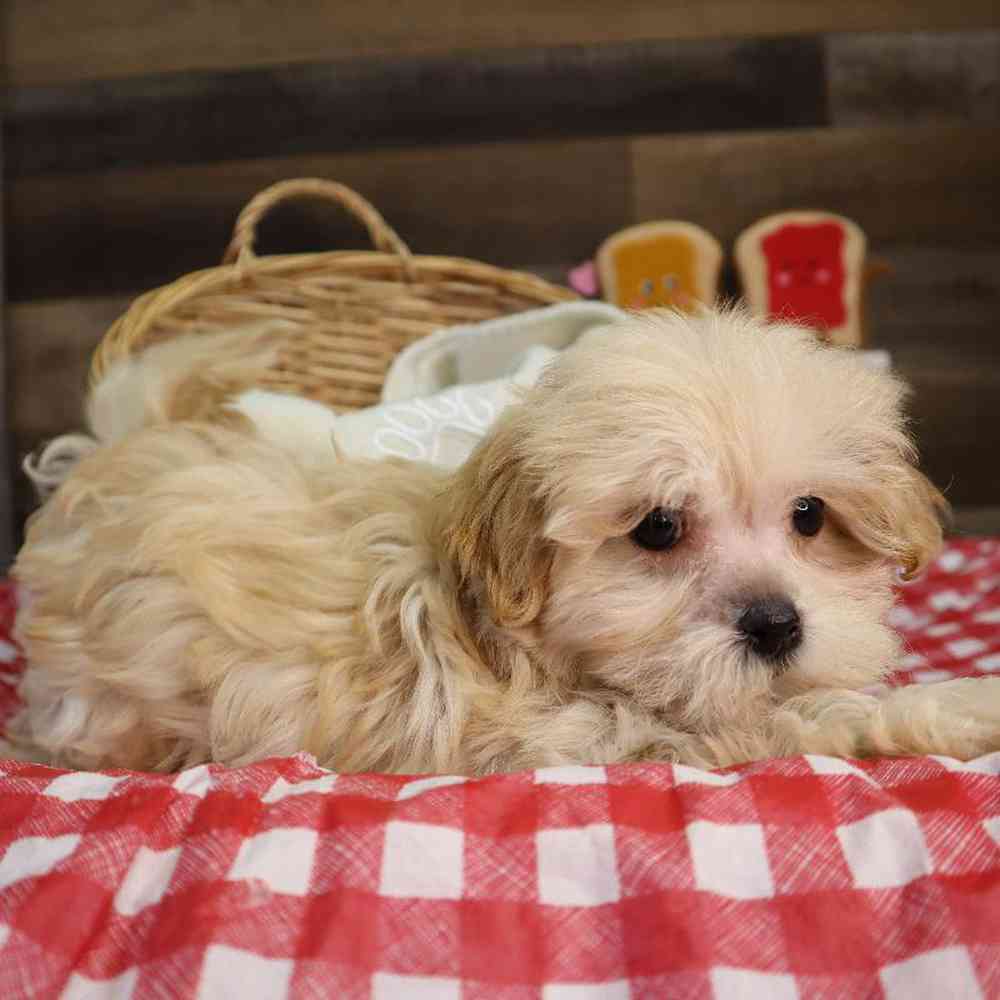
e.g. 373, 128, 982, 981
775, 678, 1000, 761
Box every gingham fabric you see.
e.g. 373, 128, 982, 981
0, 539, 998, 999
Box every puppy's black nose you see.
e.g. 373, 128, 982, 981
738, 597, 802, 661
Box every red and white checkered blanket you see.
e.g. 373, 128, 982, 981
1, 539, 998, 999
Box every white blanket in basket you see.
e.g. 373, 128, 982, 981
234, 303, 625, 469
233, 303, 891, 471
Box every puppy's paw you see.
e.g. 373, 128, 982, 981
880, 677, 1000, 760
775, 679, 1000, 761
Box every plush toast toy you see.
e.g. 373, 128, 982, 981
596, 221, 722, 312
735, 211, 867, 347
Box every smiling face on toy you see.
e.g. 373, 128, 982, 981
761, 222, 847, 334
611, 235, 699, 311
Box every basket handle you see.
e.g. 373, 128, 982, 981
222, 178, 415, 275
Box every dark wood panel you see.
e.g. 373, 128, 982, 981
0, 123, 11, 570
632, 124, 1000, 250
952, 508, 1000, 536
865, 247, 1000, 342
904, 365, 1000, 509
874, 248, 1000, 508
6, 37, 826, 177
7, 297, 129, 452
10, 30, 1000, 179
827, 32, 1000, 126
6, 138, 632, 301
9, 1, 1000, 87
6, 296, 131, 552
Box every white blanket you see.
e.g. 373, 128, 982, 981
234, 303, 625, 469
232, 303, 891, 471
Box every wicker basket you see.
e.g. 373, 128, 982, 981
91, 178, 577, 411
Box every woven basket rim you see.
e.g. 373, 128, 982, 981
91, 249, 575, 384
88, 177, 578, 408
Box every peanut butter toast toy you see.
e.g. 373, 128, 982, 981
596, 221, 723, 312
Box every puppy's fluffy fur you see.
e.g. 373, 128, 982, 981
11, 311, 1000, 773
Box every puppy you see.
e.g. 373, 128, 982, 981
10, 310, 1000, 774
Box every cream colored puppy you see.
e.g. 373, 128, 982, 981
11, 310, 1000, 774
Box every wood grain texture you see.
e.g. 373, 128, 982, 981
905, 367, 1000, 510
864, 247, 1000, 343
0, 124, 11, 569
632, 124, 1000, 250
826, 32, 1000, 127
6, 295, 132, 552
10, 30, 1000, 178
952, 508, 1000, 536
6, 138, 631, 301
6, 37, 826, 176
8, 0, 1000, 86
9, 124, 999, 303
7, 297, 130, 453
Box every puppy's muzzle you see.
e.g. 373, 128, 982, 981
738, 597, 802, 662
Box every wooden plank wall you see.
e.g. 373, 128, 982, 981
4, 4, 1000, 557
8, 2, 1000, 85
0, 124, 11, 568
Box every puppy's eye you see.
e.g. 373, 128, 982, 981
630, 508, 683, 551
792, 496, 825, 537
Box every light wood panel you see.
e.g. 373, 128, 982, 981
7, 0, 1000, 87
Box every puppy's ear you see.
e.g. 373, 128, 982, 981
844, 463, 949, 581
444, 418, 552, 628
902, 468, 951, 579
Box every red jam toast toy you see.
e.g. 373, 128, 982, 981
735, 211, 867, 346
